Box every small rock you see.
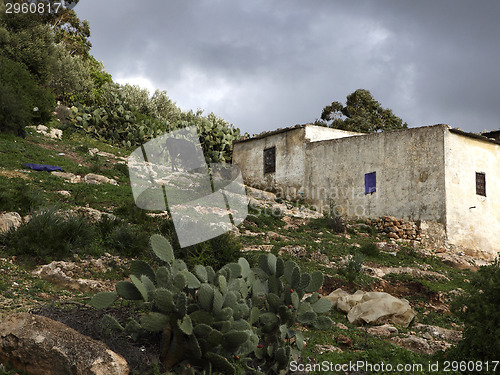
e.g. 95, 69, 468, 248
334, 322, 349, 330
366, 324, 398, 337
33, 261, 110, 293
327, 289, 416, 327
315, 344, 343, 354
334, 334, 353, 347
26, 125, 63, 140
51, 171, 82, 183
390, 335, 432, 355
0, 212, 22, 233
84, 173, 118, 186
414, 324, 462, 343
57, 190, 71, 197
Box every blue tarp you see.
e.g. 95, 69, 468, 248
365, 171, 376, 194
23, 163, 63, 172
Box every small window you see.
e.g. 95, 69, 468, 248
263, 147, 276, 174
476, 172, 486, 196
365, 171, 376, 194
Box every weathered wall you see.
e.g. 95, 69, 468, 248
232, 125, 363, 200
444, 131, 500, 259
232, 127, 306, 198
304, 125, 447, 222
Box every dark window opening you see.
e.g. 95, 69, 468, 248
365, 171, 376, 194
476, 172, 486, 196
263, 147, 276, 174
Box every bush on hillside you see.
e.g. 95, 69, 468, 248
1, 209, 95, 263
448, 258, 500, 371
0, 55, 54, 135
106, 223, 150, 258
0, 179, 44, 216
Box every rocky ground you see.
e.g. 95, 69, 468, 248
0, 128, 493, 374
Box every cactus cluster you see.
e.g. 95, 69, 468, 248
92, 234, 332, 374
71, 97, 242, 163
72, 102, 166, 149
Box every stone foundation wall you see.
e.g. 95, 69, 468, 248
367, 216, 421, 241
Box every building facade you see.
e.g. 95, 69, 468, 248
232, 124, 500, 259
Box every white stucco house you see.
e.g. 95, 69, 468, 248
232, 124, 500, 259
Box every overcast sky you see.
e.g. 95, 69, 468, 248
75, 0, 500, 135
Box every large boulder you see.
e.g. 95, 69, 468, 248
0, 313, 129, 375
0, 212, 22, 233
326, 288, 416, 327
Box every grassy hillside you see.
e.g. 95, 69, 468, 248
0, 128, 497, 375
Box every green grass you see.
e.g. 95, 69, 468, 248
0, 129, 484, 374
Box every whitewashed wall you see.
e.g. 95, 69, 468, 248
444, 131, 500, 259
303, 125, 448, 221
232, 127, 307, 198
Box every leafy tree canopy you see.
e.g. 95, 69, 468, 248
317, 89, 408, 133
41, 0, 91, 58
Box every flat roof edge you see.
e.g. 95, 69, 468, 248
449, 128, 500, 146
233, 124, 307, 144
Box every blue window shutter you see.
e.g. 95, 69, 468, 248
365, 172, 376, 194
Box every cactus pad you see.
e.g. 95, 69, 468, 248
116, 280, 142, 300
178, 315, 193, 335
305, 270, 324, 293
140, 312, 169, 332
149, 234, 174, 264
205, 352, 235, 375
91, 291, 117, 309
198, 283, 214, 311
130, 260, 156, 283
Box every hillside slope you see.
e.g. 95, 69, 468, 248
0, 128, 496, 375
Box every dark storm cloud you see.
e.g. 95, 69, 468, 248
76, 0, 500, 134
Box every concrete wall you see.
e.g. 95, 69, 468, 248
304, 125, 448, 222
444, 131, 500, 259
232, 125, 363, 199
232, 127, 306, 197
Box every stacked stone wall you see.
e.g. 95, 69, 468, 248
368, 216, 422, 242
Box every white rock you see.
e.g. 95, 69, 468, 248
26, 125, 63, 140
0, 212, 22, 233
84, 173, 118, 186
326, 289, 416, 327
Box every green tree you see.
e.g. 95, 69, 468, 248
0, 55, 55, 134
0, 2, 55, 82
41, 0, 91, 58
318, 89, 408, 133
48, 43, 95, 103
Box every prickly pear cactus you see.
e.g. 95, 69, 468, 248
91, 235, 331, 374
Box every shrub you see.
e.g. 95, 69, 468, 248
360, 243, 380, 257
95, 215, 122, 238
92, 234, 333, 374
114, 201, 153, 227
1, 209, 95, 262
0, 55, 54, 135
179, 233, 242, 271
448, 258, 500, 371
337, 252, 365, 282
0, 180, 43, 216
106, 223, 149, 258
308, 200, 346, 234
